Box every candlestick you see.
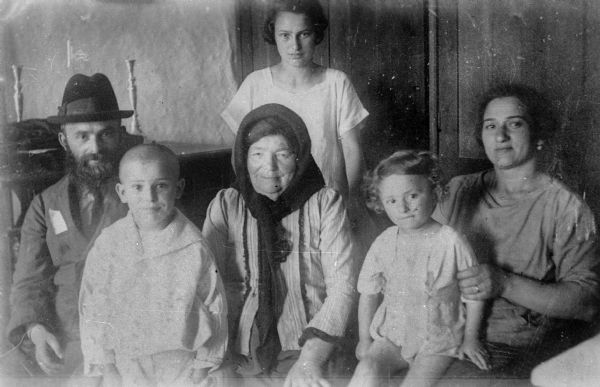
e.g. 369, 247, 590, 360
0, 76, 7, 147
126, 59, 141, 135
67, 39, 71, 68
12, 65, 22, 123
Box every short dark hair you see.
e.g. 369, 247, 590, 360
477, 83, 557, 146
119, 142, 181, 181
363, 150, 444, 214
263, 0, 328, 45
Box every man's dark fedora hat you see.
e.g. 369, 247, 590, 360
47, 73, 133, 124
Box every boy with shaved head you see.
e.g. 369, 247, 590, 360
79, 144, 227, 386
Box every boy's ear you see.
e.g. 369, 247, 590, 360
115, 182, 128, 204
175, 178, 185, 200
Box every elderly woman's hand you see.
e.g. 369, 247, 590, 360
284, 359, 331, 387
284, 337, 334, 387
457, 264, 510, 301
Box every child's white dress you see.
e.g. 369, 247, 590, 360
357, 225, 478, 361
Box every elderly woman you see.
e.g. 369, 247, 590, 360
434, 84, 600, 376
203, 103, 357, 386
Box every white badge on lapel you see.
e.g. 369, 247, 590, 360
49, 209, 68, 234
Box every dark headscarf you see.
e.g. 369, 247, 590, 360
232, 103, 325, 372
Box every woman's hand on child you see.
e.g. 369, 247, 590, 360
457, 264, 509, 301
458, 339, 490, 370
284, 359, 331, 387
355, 338, 373, 360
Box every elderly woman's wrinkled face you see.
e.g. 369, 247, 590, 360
482, 97, 535, 170
247, 134, 296, 200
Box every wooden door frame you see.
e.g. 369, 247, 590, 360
427, 0, 463, 178
427, 0, 491, 178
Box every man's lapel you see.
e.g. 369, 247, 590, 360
49, 175, 89, 244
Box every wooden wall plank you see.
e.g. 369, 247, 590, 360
329, 0, 428, 168
238, 0, 255, 80
436, 0, 460, 178
456, 0, 490, 160
250, 0, 277, 71
455, 0, 586, 162
437, 0, 595, 193
538, 1, 587, 192
428, 0, 439, 153
581, 0, 600, 215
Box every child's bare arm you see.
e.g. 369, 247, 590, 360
459, 300, 490, 370
464, 300, 485, 343
356, 293, 381, 360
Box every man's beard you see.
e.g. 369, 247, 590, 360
65, 148, 120, 191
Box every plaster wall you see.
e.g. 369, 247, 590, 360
0, 0, 238, 145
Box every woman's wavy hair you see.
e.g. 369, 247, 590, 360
477, 83, 558, 146
263, 0, 329, 46
363, 150, 445, 214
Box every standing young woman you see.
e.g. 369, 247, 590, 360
221, 0, 370, 229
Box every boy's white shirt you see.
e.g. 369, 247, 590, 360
79, 208, 228, 375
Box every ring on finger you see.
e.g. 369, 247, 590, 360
475, 285, 480, 293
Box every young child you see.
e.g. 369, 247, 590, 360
79, 144, 227, 386
349, 150, 489, 387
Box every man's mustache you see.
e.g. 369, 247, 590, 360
79, 153, 106, 163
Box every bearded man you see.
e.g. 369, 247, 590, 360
6, 73, 133, 377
